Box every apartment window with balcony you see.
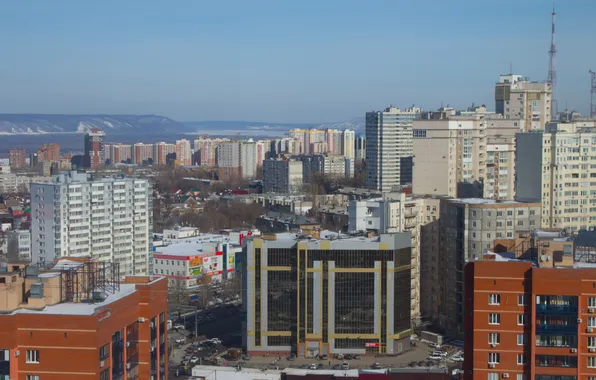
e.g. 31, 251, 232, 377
518, 314, 527, 325
26, 350, 39, 364
488, 333, 500, 345
518, 334, 527, 345
536, 335, 577, 348
489, 294, 500, 305
518, 294, 528, 306
489, 314, 500, 325
536, 355, 577, 368
517, 354, 526, 365
488, 352, 500, 364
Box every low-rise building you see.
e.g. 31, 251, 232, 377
5, 229, 31, 261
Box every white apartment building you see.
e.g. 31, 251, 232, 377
30, 171, 152, 276
0, 173, 50, 194
342, 129, 355, 160
176, 139, 192, 166
516, 119, 596, 232
347, 193, 442, 323
240, 140, 257, 179
485, 136, 516, 200
413, 114, 487, 198
6, 229, 31, 261
365, 106, 419, 191
262, 159, 303, 194
495, 74, 552, 131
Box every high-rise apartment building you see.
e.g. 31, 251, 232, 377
0, 259, 168, 380
175, 139, 192, 166
365, 107, 419, 192
105, 144, 133, 165
194, 137, 227, 167
485, 136, 516, 200
464, 259, 596, 380
153, 142, 176, 165
262, 159, 303, 193
242, 232, 413, 356
413, 114, 487, 198
342, 129, 355, 160
37, 143, 60, 162
84, 128, 106, 169
240, 140, 258, 179
8, 148, 26, 169
217, 142, 241, 182
132, 143, 154, 165
5, 229, 31, 261
30, 171, 153, 276
515, 119, 596, 232
437, 198, 541, 337
355, 134, 366, 164
495, 74, 552, 131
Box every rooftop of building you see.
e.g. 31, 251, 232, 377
446, 198, 535, 205
191, 365, 360, 377
576, 230, 596, 248
154, 242, 220, 257
259, 211, 320, 225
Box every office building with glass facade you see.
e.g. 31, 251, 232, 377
242, 232, 412, 357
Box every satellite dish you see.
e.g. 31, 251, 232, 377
540, 255, 546, 262
546, 256, 551, 262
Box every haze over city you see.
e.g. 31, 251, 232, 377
0, 0, 594, 122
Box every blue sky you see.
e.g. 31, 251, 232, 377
0, 0, 594, 123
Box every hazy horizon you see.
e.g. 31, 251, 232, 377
0, 0, 594, 123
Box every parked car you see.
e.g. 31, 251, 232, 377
174, 324, 185, 330
371, 362, 381, 369
190, 357, 199, 364
341, 362, 349, 370
428, 355, 442, 360
287, 354, 296, 361
309, 363, 318, 370
175, 337, 186, 344
452, 355, 464, 362
318, 354, 327, 360
353, 354, 361, 360
335, 353, 344, 360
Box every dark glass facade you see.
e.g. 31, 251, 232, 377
0, 349, 9, 380
111, 329, 124, 380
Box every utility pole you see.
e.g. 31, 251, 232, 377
590, 70, 596, 117
548, 5, 558, 120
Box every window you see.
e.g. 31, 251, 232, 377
26, 350, 39, 364
489, 333, 500, 345
518, 294, 528, 306
100, 369, 110, 380
517, 334, 526, 345
589, 317, 596, 328
507, 210, 513, 216
517, 354, 526, 365
518, 314, 527, 325
588, 336, 596, 348
590, 297, 596, 308
488, 373, 499, 380
488, 352, 500, 364
589, 357, 596, 368
99, 343, 109, 360
26, 377, 40, 380
489, 314, 500, 325
489, 294, 500, 305
517, 375, 526, 380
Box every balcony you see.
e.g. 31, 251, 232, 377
536, 304, 578, 315
535, 324, 577, 335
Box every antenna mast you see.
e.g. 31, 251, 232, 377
548, 5, 557, 120
590, 70, 596, 117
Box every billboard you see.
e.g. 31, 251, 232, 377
188, 253, 223, 278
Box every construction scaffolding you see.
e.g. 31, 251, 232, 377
52, 260, 121, 303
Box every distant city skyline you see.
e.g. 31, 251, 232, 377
0, 0, 594, 123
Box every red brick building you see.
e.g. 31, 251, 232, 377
8, 148, 26, 169
0, 258, 168, 380
465, 259, 596, 380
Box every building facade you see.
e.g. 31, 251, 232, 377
437, 199, 541, 337
30, 171, 153, 276
84, 128, 105, 169
515, 120, 596, 232
175, 139, 192, 166
0, 258, 168, 380
262, 159, 303, 194
495, 74, 552, 131
153, 142, 176, 165
242, 233, 413, 357
365, 107, 418, 192
5, 229, 31, 261
8, 148, 26, 169
485, 136, 516, 200
413, 114, 487, 198
240, 141, 258, 179
464, 259, 596, 380
37, 143, 60, 162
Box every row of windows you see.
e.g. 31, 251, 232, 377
488, 332, 527, 345
488, 294, 528, 306
488, 313, 527, 325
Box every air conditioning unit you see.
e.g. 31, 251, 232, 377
100, 360, 105, 368
590, 348, 596, 353
14, 351, 20, 357
150, 322, 155, 328
578, 318, 583, 323
588, 328, 593, 333
571, 348, 578, 353
126, 341, 131, 347
590, 308, 595, 313
127, 363, 132, 370
138, 317, 145, 323
150, 345, 155, 352
489, 363, 495, 368
490, 343, 496, 348
503, 374, 510, 379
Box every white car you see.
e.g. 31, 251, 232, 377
211, 338, 221, 344
190, 356, 199, 364
432, 351, 448, 357
309, 363, 318, 370
428, 355, 442, 360
174, 324, 185, 330
452, 355, 464, 362
175, 337, 186, 344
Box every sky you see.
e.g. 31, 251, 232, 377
0, 0, 594, 123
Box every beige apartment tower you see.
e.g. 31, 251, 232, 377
495, 74, 552, 131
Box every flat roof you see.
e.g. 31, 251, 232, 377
155, 242, 218, 257
449, 198, 523, 205
11, 283, 137, 316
